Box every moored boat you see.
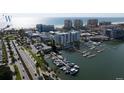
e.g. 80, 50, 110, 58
70, 68, 79, 75
87, 54, 97, 58
51, 52, 79, 75
97, 49, 104, 53
83, 52, 90, 57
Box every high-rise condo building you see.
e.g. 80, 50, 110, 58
64, 19, 72, 30
74, 19, 83, 30
53, 30, 80, 46
87, 19, 98, 28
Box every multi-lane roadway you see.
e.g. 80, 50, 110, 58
10, 41, 30, 80
13, 40, 39, 80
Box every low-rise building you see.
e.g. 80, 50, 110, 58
90, 35, 109, 41
99, 21, 111, 26
105, 29, 124, 39
34, 43, 52, 54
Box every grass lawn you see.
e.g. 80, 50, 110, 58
14, 64, 21, 80
2, 42, 8, 63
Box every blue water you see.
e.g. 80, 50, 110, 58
44, 17, 124, 26
47, 40, 124, 80
12, 17, 124, 28
44, 17, 124, 80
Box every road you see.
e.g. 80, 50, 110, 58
13, 40, 39, 80
23, 49, 37, 70
10, 41, 30, 80
16, 60, 30, 80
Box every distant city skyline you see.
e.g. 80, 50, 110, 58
1, 13, 124, 29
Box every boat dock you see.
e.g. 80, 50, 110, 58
50, 52, 79, 75
73, 43, 105, 58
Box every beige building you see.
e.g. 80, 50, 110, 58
74, 19, 83, 30
87, 19, 98, 28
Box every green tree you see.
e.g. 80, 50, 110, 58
0, 65, 13, 80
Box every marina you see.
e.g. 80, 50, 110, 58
46, 40, 124, 80
74, 41, 105, 58
50, 52, 79, 75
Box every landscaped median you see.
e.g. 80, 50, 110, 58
12, 41, 33, 80
13, 64, 21, 80
24, 47, 47, 71
2, 41, 8, 64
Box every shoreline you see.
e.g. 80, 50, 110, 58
54, 21, 124, 28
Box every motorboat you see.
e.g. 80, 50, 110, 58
60, 66, 65, 70
74, 65, 79, 69
51, 53, 80, 75
97, 49, 104, 53
70, 68, 79, 75
82, 50, 87, 54
65, 70, 70, 74
68, 63, 75, 67
56, 62, 64, 67
51, 56, 56, 60
83, 52, 90, 57
87, 54, 96, 58
57, 55, 63, 60
83, 53, 87, 57
90, 46, 95, 50
62, 66, 67, 71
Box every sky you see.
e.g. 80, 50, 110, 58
9, 13, 124, 17
1, 13, 124, 29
